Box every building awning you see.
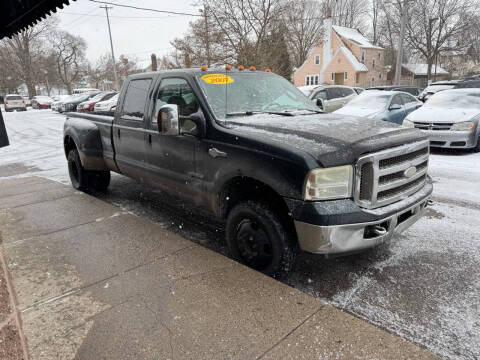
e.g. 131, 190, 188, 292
0, 0, 75, 39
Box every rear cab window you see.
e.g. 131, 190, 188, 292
121, 78, 153, 120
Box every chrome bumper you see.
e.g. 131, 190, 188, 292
294, 193, 431, 255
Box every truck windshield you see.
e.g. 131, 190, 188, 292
196, 72, 318, 120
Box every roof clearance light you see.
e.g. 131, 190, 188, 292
225, 64, 232, 70
201, 65, 208, 71
249, 66, 256, 71
265, 68, 271, 72
238, 65, 245, 71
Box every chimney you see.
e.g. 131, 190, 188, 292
320, 18, 333, 83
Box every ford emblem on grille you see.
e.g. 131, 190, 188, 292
404, 166, 417, 178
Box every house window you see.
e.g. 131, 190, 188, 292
372, 77, 375, 82
378, 52, 382, 60
331, 73, 335, 81
372, 59, 376, 69
361, 51, 365, 63
306, 75, 319, 86
314, 54, 320, 65
379, 73, 382, 80
344, 72, 348, 80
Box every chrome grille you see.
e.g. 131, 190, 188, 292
355, 141, 430, 209
414, 122, 452, 130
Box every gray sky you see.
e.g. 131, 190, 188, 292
56, 0, 199, 67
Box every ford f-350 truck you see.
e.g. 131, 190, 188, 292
63, 68, 432, 277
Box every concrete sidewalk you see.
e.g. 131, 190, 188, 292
0, 177, 437, 359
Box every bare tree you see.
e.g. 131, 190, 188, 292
321, 0, 370, 31
405, 0, 473, 80
52, 31, 87, 94
282, 0, 324, 68
0, 18, 56, 97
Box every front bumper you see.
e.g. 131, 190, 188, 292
422, 129, 477, 148
293, 179, 432, 255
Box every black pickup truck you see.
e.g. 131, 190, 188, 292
64, 68, 432, 277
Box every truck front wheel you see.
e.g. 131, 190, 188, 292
68, 149, 110, 191
226, 201, 297, 278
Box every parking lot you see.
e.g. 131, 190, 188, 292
1, 108, 479, 360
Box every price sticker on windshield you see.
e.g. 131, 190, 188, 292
201, 74, 234, 85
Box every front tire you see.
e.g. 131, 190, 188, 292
473, 137, 480, 153
226, 201, 297, 278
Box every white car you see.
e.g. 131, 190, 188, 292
51, 95, 71, 112
94, 93, 118, 115
4, 94, 27, 112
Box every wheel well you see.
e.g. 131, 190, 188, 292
64, 136, 77, 158
219, 177, 297, 237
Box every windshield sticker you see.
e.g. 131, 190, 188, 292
201, 74, 234, 85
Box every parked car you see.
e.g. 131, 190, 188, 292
31, 95, 54, 109
51, 95, 70, 112
353, 87, 364, 95
366, 85, 424, 97
64, 68, 432, 277
334, 90, 422, 125
77, 91, 117, 112
418, 81, 457, 102
454, 80, 480, 89
4, 94, 27, 112
22, 96, 31, 107
297, 85, 320, 97
403, 89, 480, 151
72, 88, 100, 95
308, 85, 357, 112
93, 93, 119, 115
60, 92, 100, 113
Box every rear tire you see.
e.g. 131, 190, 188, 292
226, 201, 297, 279
67, 149, 110, 191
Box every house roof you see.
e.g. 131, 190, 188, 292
402, 63, 449, 75
337, 47, 368, 72
332, 25, 383, 49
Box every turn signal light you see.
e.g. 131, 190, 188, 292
238, 65, 244, 71
201, 65, 208, 71
249, 66, 256, 71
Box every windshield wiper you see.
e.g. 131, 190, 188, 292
226, 110, 294, 117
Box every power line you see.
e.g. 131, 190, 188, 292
88, 0, 202, 17
58, 11, 185, 19
62, 7, 100, 27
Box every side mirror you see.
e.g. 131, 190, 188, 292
158, 104, 179, 136
316, 98, 324, 110
389, 103, 402, 111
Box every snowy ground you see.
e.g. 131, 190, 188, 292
1, 108, 479, 360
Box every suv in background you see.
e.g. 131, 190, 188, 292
367, 85, 424, 97
308, 85, 357, 112
4, 94, 27, 112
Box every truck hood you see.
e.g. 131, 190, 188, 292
227, 113, 427, 167
406, 106, 480, 123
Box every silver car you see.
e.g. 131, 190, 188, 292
308, 85, 357, 113
403, 89, 480, 152
4, 94, 27, 112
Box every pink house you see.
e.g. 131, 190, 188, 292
293, 19, 386, 88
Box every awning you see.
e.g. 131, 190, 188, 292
0, 0, 75, 39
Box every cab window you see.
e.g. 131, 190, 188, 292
390, 95, 403, 107
153, 78, 199, 132
312, 90, 327, 101
121, 78, 152, 120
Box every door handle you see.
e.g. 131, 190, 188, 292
208, 148, 227, 158
148, 134, 152, 144
117, 128, 120, 138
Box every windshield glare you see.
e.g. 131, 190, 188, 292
346, 92, 390, 108
426, 91, 480, 108
196, 72, 318, 119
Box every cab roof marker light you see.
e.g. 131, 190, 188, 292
249, 66, 256, 71
265, 68, 271, 72
225, 64, 232, 70
238, 65, 245, 71
201, 65, 208, 71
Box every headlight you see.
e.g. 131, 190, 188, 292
403, 119, 414, 128
451, 121, 475, 131
304, 165, 353, 200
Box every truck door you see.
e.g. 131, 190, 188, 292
144, 77, 202, 202
113, 77, 153, 180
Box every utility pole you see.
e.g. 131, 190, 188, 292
100, 5, 119, 90
202, 4, 211, 66
394, 0, 408, 85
